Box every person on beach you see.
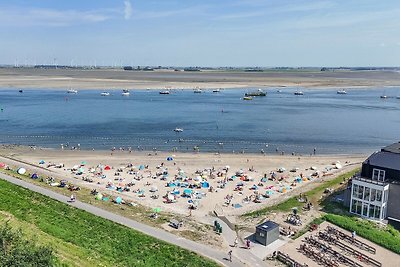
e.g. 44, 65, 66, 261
246, 239, 251, 249
228, 250, 232, 262
233, 237, 238, 247
70, 194, 75, 202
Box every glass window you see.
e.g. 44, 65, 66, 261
384, 190, 388, 202
357, 185, 364, 199
369, 204, 375, 218
351, 200, 357, 213
370, 189, 376, 201
375, 206, 381, 219
362, 203, 368, 217
373, 169, 385, 181
376, 190, 382, 202
352, 184, 358, 198
363, 187, 370, 201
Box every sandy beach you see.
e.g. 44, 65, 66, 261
1, 67, 400, 90
0, 146, 365, 218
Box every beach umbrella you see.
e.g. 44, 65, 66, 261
150, 186, 158, 192
0, 163, 5, 169
39, 160, 45, 164
139, 165, 144, 170
167, 157, 173, 161
104, 165, 111, 170
115, 196, 122, 204
183, 188, 193, 195
17, 168, 26, 175
81, 161, 87, 165
78, 167, 84, 173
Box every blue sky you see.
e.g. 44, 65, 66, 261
1, 0, 399, 67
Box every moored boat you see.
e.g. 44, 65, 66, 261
294, 91, 304, 95
67, 89, 78, 94
174, 128, 183, 132
101, 92, 110, 96
194, 88, 202, 93
213, 88, 220, 93
243, 96, 253, 100
159, 90, 170, 95
18, 89, 23, 93
122, 89, 130, 96
337, 89, 347, 94
245, 89, 266, 97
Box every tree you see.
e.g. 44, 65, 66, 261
0, 222, 55, 266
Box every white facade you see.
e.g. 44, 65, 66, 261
350, 177, 389, 220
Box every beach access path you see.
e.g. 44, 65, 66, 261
0, 171, 267, 267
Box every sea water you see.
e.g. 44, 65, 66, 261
0, 87, 399, 154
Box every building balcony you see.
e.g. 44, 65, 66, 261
353, 176, 388, 186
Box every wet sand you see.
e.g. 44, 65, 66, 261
1, 67, 399, 90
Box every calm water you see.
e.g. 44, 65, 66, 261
0, 87, 399, 154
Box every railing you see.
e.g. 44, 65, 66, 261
353, 176, 387, 186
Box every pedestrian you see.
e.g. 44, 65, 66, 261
246, 239, 251, 249
233, 237, 238, 247
228, 250, 232, 262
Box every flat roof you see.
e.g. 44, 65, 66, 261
256, 220, 279, 232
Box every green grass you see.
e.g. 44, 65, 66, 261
242, 167, 360, 218
323, 214, 400, 255
0, 179, 218, 267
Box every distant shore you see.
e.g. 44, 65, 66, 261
0, 67, 399, 90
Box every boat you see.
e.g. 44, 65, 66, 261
174, 128, 183, 132
397, 96, 400, 99
337, 89, 347, 94
245, 89, 266, 97
159, 90, 170, 95
294, 91, 304, 95
194, 88, 202, 93
122, 89, 130, 96
213, 88, 220, 93
101, 92, 110, 96
380, 95, 388, 99
243, 96, 253, 100
67, 89, 78, 94
18, 89, 23, 93
277, 89, 282, 93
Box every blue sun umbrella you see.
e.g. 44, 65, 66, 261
115, 196, 122, 204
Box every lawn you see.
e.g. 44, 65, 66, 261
243, 167, 360, 218
0, 178, 218, 267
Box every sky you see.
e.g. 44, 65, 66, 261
0, 0, 399, 67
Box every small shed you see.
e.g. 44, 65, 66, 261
255, 221, 279, 246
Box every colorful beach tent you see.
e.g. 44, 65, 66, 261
167, 157, 173, 161
39, 160, 45, 164
183, 188, 193, 195
115, 196, 122, 204
153, 207, 161, 213
104, 165, 111, 170
0, 163, 5, 169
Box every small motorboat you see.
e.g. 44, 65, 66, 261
194, 88, 202, 93
159, 90, 170, 95
380, 95, 388, 99
337, 89, 347, 94
396, 96, 400, 99
122, 89, 130, 96
67, 89, 78, 94
294, 91, 304, 95
243, 96, 253, 100
101, 92, 110, 96
213, 88, 220, 93
277, 89, 282, 93
18, 89, 23, 93
174, 128, 183, 132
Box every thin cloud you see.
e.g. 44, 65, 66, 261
0, 7, 112, 27
124, 0, 132, 20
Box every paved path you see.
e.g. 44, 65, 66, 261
0, 172, 248, 267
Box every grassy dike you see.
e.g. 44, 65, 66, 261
0, 178, 218, 267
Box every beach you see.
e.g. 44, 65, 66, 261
0, 145, 366, 218
1, 67, 400, 90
